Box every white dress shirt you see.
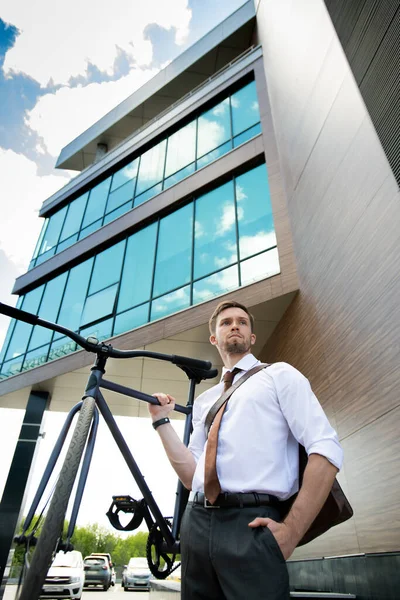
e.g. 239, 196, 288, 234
188, 354, 343, 499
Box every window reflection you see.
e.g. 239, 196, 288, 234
118, 223, 157, 312
82, 178, 111, 228
39, 206, 67, 254
231, 81, 260, 137
240, 248, 280, 286
197, 98, 231, 158
136, 140, 167, 196
88, 241, 125, 294
194, 181, 237, 280
193, 265, 238, 305
2, 161, 281, 378
30, 80, 262, 269
81, 284, 118, 326
151, 286, 190, 320
236, 164, 276, 260
59, 193, 88, 242
165, 122, 196, 178
111, 158, 139, 192
28, 273, 68, 351
114, 304, 149, 336
153, 204, 193, 297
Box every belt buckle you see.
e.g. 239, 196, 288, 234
204, 496, 220, 508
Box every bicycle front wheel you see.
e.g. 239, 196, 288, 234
18, 396, 96, 600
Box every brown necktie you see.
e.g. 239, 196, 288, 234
204, 367, 241, 504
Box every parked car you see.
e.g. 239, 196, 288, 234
122, 557, 151, 591
83, 555, 112, 590
89, 553, 116, 586
40, 550, 84, 600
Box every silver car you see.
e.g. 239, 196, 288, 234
122, 557, 151, 591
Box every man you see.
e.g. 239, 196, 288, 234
149, 300, 343, 599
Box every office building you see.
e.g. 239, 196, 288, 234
1, 1, 399, 596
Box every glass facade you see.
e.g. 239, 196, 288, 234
29, 80, 261, 269
0, 163, 279, 380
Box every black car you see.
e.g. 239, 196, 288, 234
83, 556, 111, 591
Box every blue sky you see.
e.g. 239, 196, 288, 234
0, 0, 246, 530
0, 0, 247, 347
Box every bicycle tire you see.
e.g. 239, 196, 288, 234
17, 396, 96, 600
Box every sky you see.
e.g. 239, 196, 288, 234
0, 0, 246, 533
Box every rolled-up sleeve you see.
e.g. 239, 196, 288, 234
271, 363, 343, 470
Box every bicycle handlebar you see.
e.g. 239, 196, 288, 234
0, 302, 214, 373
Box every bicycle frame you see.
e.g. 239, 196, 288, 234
0, 302, 217, 563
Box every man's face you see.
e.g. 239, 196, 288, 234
210, 307, 256, 355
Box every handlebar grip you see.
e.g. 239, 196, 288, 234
171, 354, 212, 371
0, 302, 40, 326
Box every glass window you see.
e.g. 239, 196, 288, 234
39, 206, 67, 254
114, 303, 149, 336
81, 284, 118, 326
193, 265, 238, 305
106, 180, 135, 214
48, 336, 77, 362
235, 164, 276, 260
134, 183, 162, 207
56, 259, 93, 332
233, 122, 262, 148
28, 273, 68, 351
153, 204, 193, 297
103, 202, 132, 225
0, 356, 24, 378
135, 140, 167, 196
59, 193, 88, 242
240, 248, 280, 286
194, 181, 237, 280
165, 121, 196, 178
35, 248, 56, 266
4, 286, 44, 360
57, 234, 79, 253
197, 98, 231, 158
81, 177, 111, 228
79, 219, 102, 240
88, 241, 125, 295
151, 285, 190, 321
32, 219, 48, 259
196, 141, 232, 170
118, 223, 157, 312
231, 81, 260, 137
22, 345, 49, 371
80, 318, 113, 342
110, 158, 139, 192
163, 163, 195, 190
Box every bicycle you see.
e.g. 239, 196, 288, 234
0, 302, 217, 599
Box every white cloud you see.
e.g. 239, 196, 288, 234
239, 231, 277, 257
2, 0, 192, 87
25, 67, 160, 157
0, 149, 70, 270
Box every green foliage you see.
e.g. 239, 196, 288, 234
12, 517, 151, 574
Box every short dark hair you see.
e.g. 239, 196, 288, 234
209, 300, 255, 335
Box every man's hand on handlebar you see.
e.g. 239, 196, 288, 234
150, 393, 176, 421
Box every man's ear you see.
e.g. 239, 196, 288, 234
250, 333, 256, 346
209, 334, 218, 346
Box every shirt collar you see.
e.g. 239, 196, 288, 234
220, 353, 260, 381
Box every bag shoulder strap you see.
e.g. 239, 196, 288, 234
205, 363, 269, 437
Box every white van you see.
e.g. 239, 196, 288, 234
40, 550, 84, 600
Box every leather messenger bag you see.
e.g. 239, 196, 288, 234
205, 363, 353, 547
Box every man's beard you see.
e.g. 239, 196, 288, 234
225, 339, 250, 354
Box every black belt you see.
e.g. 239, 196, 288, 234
191, 491, 280, 509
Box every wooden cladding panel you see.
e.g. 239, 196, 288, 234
257, 0, 400, 553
